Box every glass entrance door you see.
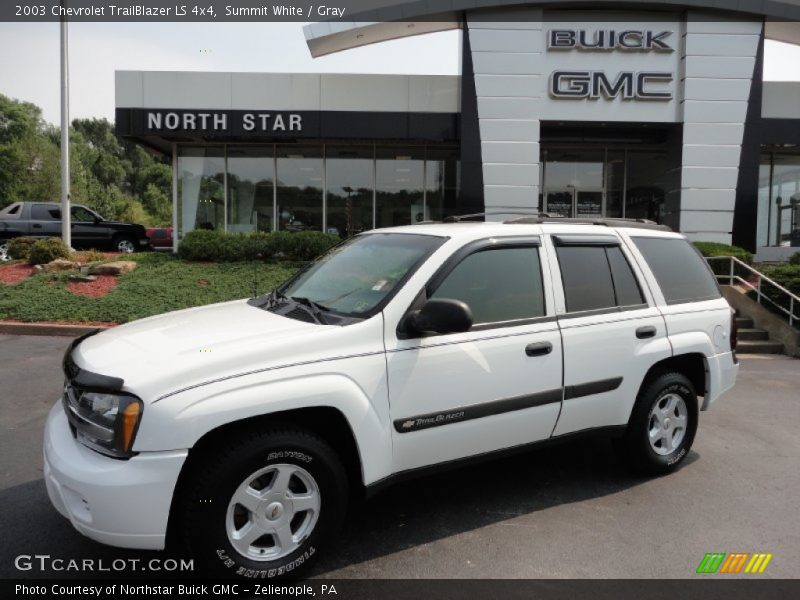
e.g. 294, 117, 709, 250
542, 149, 605, 218
544, 187, 604, 218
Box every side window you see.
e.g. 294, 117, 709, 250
30, 205, 60, 220
430, 246, 545, 325
71, 207, 95, 222
556, 244, 645, 313
606, 246, 645, 307
632, 237, 721, 304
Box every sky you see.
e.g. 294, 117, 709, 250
0, 21, 798, 125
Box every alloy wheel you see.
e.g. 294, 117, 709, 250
647, 392, 688, 456
225, 463, 321, 561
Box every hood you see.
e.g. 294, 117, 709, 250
72, 299, 382, 402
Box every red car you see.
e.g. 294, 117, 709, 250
145, 227, 173, 250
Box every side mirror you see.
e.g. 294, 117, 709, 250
404, 298, 473, 336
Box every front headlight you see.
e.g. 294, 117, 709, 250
63, 384, 143, 458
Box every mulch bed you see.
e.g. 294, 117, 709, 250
66, 275, 118, 298
0, 263, 34, 285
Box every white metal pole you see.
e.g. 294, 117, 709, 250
60, 4, 71, 247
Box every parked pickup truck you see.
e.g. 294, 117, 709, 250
45, 218, 738, 579
0, 202, 149, 259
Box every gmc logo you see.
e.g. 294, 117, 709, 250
549, 71, 673, 100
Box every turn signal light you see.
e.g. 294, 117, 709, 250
122, 402, 141, 452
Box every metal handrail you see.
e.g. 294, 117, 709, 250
706, 256, 799, 328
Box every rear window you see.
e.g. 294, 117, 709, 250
0, 203, 21, 217
631, 237, 721, 305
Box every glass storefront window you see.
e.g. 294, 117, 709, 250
625, 150, 667, 222
326, 146, 374, 238
177, 146, 225, 236
376, 146, 425, 228
276, 146, 324, 232
757, 154, 772, 247
771, 153, 800, 247
425, 146, 460, 222
605, 150, 625, 218
227, 146, 275, 233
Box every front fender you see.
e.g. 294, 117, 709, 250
133, 364, 392, 486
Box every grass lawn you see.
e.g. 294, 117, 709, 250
0, 253, 299, 324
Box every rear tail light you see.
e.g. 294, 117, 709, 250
730, 309, 738, 352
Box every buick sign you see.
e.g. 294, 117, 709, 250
548, 29, 674, 52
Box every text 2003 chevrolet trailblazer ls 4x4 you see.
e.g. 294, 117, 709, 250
44, 218, 738, 578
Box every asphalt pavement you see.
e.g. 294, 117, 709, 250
0, 334, 798, 579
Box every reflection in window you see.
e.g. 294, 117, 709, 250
771, 153, 800, 247
227, 146, 274, 233
276, 146, 323, 232
376, 147, 425, 228
625, 151, 667, 222
425, 146, 460, 221
177, 146, 225, 236
326, 146, 374, 238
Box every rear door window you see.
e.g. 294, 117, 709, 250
631, 237, 721, 304
30, 205, 60, 220
555, 242, 645, 313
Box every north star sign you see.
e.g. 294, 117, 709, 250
547, 28, 675, 101
145, 111, 302, 132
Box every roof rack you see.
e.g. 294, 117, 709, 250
504, 216, 672, 232
442, 211, 536, 223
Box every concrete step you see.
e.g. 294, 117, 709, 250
737, 340, 785, 354
738, 328, 769, 341
736, 317, 754, 329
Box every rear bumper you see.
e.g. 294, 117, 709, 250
43, 402, 187, 550
702, 350, 739, 410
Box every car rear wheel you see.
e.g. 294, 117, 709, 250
180, 427, 348, 579
615, 371, 698, 475
114, 236, 136, 254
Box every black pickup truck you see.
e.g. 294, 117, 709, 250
0, 202, 150, 260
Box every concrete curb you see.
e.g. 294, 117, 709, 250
0, 322, 114, 337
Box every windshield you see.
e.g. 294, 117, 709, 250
280, 233, 445, 317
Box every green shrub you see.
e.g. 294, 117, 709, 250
694, 241, 753, 276
754, 264, 800, 325
7, 236, 39, 260
178, 229, 339, 262
789, 252, 800, 266
28, 237, 72, 265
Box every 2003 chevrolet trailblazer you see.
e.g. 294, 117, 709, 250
44, 218, 739, 578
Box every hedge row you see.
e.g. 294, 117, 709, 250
8, 236, 72, 265
693, 241, 753, 277
177, 229, 340, 262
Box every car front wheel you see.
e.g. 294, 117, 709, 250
180, 428, 348, 579
114, 236, 137, 254
615, 371, 698, 475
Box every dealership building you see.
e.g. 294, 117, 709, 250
114, 0, 800, 259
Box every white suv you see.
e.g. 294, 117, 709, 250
44, 218, 739, 579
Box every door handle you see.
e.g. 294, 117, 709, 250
636, 326, 657, 339
525, 341, 552, 357
31, 223, 42, 229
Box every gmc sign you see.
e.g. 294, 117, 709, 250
550, 71, 673, 100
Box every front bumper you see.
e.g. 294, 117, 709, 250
43, 402, 187, 550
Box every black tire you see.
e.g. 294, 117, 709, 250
179, 427, 348, 580
615, 371, 698, 475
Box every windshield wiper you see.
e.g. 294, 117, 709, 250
290, 296, 330, 324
